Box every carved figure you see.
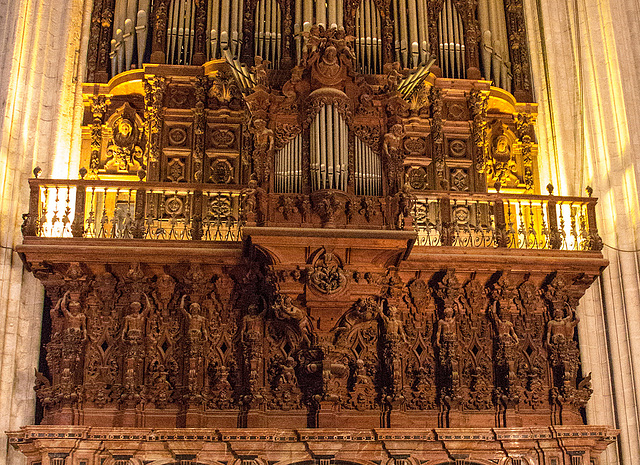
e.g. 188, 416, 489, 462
489, 301, 519, 346
546, 305, 581, 397
379, 304, 408, 344
250, 119, 275, 184
241, 176, 266, 224
383, 124, 405, 193
272, 295, 315, 347
436, 300, 460, 401
180, 295, 209, 342
436, 303, 457, 350
122, 294, 152, 343
252, 56, 270, 87
354, 359, 372, 385
546, 306, 579, 347
278, 357, 298, 385
53, 291, 87, 340
383, 124, 405, 161
309, 252, 347, 294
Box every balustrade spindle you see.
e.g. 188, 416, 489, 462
86, 187, 97, 238
493, 198, 507, 247
439, 195, 453, 246
70, 186, 84, 238
570, 205, 578, 251
546, 197, 561, 250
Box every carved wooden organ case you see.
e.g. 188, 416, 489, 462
12, 0, 618, 464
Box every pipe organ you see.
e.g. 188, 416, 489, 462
355, 136, 382, 196
111, 0, 151, 74
478, 0, 511, 91
354, 0, 383, 74
275, 133, 303, 193
310, 103, 349, 192
392, 0, 429, 69
207, 0, 245, 60
437, 0, 466, 79
166, 0, 197, 64
15, 4, 619, 465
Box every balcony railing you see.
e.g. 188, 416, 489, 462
21, 177, 603, 252
412, 190, 602, 251
22, 179, 244, 242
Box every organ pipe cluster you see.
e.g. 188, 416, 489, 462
275, 133, 304, 193
310, 104, 349, 192
111, 0, 150, 74
166, 0, 197, 65
354, 0, 383, 74
437, 0, 466, 79
255, 0, 282, 66
208, 0, 245, 60
355, 137, 382, 196
478, 0, 511, 91
392, 0, 429, 69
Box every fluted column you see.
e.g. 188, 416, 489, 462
0, 0, 86, 463
525, 1, 640, 464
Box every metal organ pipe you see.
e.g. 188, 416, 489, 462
408, 0, 419, 65
417, 0, 428, 64
295, 0, 303, 59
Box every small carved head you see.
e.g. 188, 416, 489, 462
129, 301, 142, 314
189, 302, 201, 315
553, 308, 564, 320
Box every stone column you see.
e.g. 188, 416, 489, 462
0, 0, 88, 464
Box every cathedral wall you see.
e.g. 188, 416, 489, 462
525, 0, 640, 463
0, 1, 90, 464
